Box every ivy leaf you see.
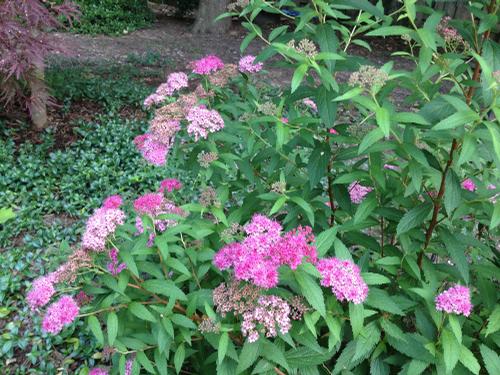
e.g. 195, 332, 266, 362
295, 270, 326, 317
396, 203, 432, 235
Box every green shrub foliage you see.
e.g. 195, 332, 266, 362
24, 1, 499, 374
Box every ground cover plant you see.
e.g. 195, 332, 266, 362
60, 0, 154, 35
13, 0, 500, 374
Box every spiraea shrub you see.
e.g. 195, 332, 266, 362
23, 0, 499, 374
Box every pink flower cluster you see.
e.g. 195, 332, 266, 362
214, 215, 317, 288
186, 106, 225, 141
134, 193, 186, 234
462, 178, 476, 192
42, 295, 80, 334
144, 72, 189, 108
107, 248, 126, 276
302, 98, 317, 112
102, 195, 123, 209
82, 198, 126, 252
159, 178, 182, 193
192, 55, 224, 75
435, 284, 472, 316
317, 257, 368, 304
241, 295, 291, 342
134, 133, 171, 166
238, 55, 263, 73
348, 181, 372, 204
27, 275, 56, 310
134, 193, 164, 216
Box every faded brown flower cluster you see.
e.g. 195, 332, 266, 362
287, 39, 318, 58
348, 65, 389, 91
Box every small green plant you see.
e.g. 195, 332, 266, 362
65, 0, 153, 35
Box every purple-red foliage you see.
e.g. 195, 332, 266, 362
0, 0, 79, 108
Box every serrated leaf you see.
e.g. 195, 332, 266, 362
315, 227, 338, 257
366, 26, 412, 36
218, 332, 229, 365
88, 316, 104, 346
291, 196, 314, 226
295, 270, 326, 317
171, 314, 197, 330
262, 341, 289, 370
142, 279, 187, 301
375, 107, 391, 137
174, 344, 185, 374
365, 288, 404, 315
307, 147, 330, 188
107, 312, 118, 346
137, 351, 155, 374
448, 315, 462, 343
433, 110, 478, 130
362, 272, 390, 285
333, 87, 363, 102
129, 302, 156, 323
358, 128, 384, 154
270, 196, 287, 215
380, 318, 407, 342
442, 328, 460, 373
480, 344, 500, 375
349, 303, 364, 338
396, 203, 432, 235
440, 229, 469, 284
485, 306, 500, 336
236, 341, 260, 374
444, 170, 461, 214
291, 64, 308, 93
459, 345, 480, 374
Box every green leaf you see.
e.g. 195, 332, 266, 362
358, 128, 384, 154
295, 270, 326, 317
218, 332, 229, 365
459, 345, 480, 375
432, 110, 479, 130
396, 203, 432, 235
315, 227, 338, 257
307, 147, 330, 188
236, 341, 260, 374
174, 344, 185, 374
261, 341, 289, 370
334, 238, 352, 261
354, 194, 377, 223
269, 25, 288, 42
120, 249, 139, 277
485, 306, 500, 336
333, 87, 363, 102
442, 328, 460, 373
270, 196, 287, 215
491, 201, 500, 229
0, 208, 15, 224
440, 229, 469, 284
317, 86, 338, 126
366, 26, 413, 36
291, 64, 308, 93
240, 31, 257, 53
88, 316, 104, 346
334, 0, 385, 18
380, 318, 407, 342
129, 302, 156, 323
448, 315, 462, 343
142, 280, 187, 301
365, 288, 404, 315
375, 107, 391, 137
480, 344, 500, 375
137, 351, 156, 374
315, 24, 339, 72
444, 170, 461, 215
166, 258, 191, 277
107, 312, 118, 346
290, 196, 315, 226
349, 303, 364, 338
362, 272, 390, 285
485, 122, 500, 161
171, 314, 197, 330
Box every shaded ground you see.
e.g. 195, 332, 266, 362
51, 17, 414, 83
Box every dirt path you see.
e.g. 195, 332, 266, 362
51, 17, 412, 73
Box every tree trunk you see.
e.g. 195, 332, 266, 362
192, 0, 230, 34
28, 60, 48, 130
